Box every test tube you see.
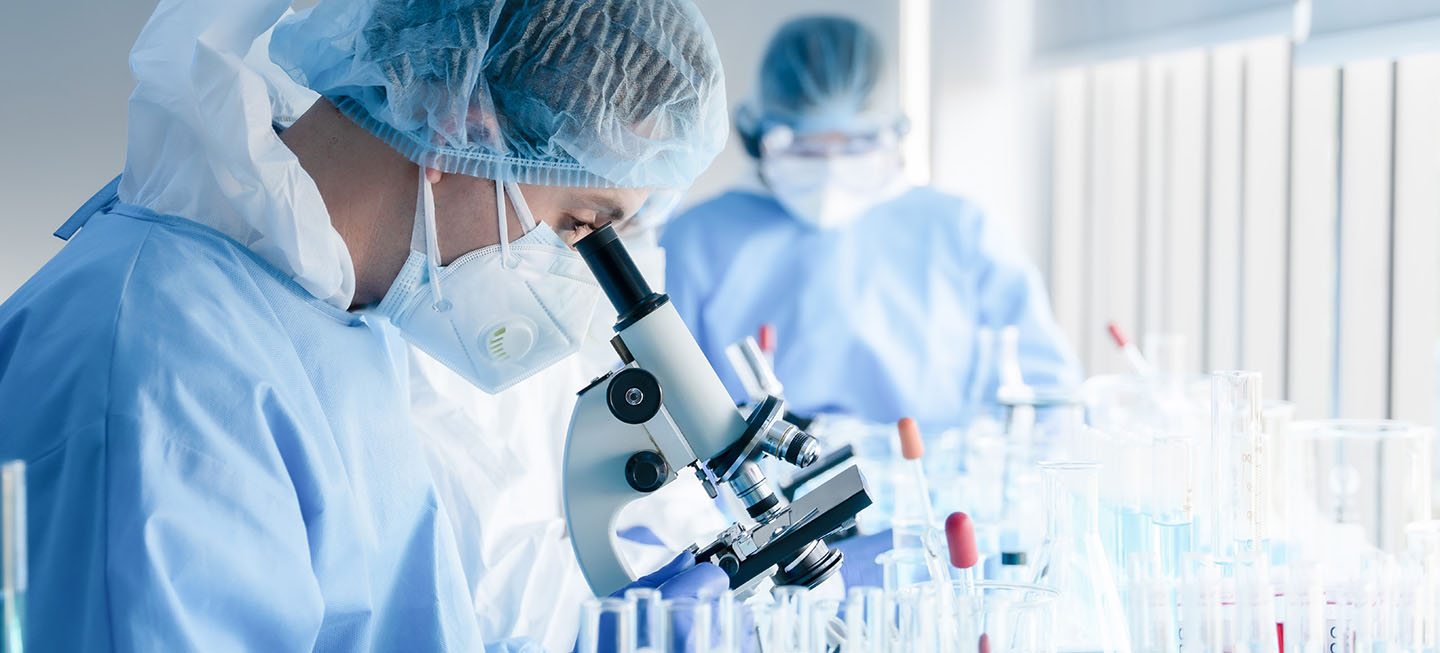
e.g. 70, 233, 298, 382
626, 588, 666, 653
807, 599, 841, 653
1282, 562, 1325, 653
1233, 552, 1279, 653
661, 598, 712, 653
1210, 371, 1267, 560
1, 462, 22, 653
843, 587, 886, 653
1124, 553, 1178, 652
891, 586, 940, 653
1178, 554, 1222, 652
763, 586, 811, 653
578, 597, 637, 653
699, 590, 739, 653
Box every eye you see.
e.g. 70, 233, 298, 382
562, 214, 588, 232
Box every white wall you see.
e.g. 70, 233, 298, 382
0, 1, 154, 301
929, 0, 1053, 271
0, 0, 895, 302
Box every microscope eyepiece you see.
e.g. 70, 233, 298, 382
575, 225, 668, 329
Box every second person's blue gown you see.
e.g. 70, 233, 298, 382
661, 187, 1082, 432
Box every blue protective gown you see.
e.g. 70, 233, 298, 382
0, 185, 492, 650
661, 187, 1082, 431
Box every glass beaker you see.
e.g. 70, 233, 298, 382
1, 462, 21, 653
1145, 431, 1197, 579
1287, 420, 1433, 555
1209, 371, 1268, 561
1030, 461, 1132, 652
951, 581, 1060, 653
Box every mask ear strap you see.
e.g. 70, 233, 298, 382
504, 181, 538, 232
416, 167, 446, 309
495, 179, 514, 268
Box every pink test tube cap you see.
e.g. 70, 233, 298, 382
946, 512, 979, 569
897, 418, 924, 460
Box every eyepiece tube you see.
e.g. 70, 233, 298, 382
575, 225, 667, 329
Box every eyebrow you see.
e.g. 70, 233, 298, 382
573, 192, 631, 222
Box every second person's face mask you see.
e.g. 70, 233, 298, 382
376, 168, 601, 393
761, 148, 903, 229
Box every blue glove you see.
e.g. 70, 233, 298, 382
613, 551, 730, 598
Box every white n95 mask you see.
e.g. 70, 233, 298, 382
761, 148, 904, 230
376, 168, 600, 394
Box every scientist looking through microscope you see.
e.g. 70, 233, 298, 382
0, 0, 732, 649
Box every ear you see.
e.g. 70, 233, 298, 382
425, 167, 443, 184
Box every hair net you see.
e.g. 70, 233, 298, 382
735, 15, 903, 158
270, 0, 727, 189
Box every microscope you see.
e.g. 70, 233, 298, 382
563, 225, 872, 597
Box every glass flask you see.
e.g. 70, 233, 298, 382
1030, 461, 1131, 652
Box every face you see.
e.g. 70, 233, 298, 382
428, 172, 652, 265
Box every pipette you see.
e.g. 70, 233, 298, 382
757, 323, 777, 367
892, 418, 936, 551
946, 512, 980, 596
1106, 322, 1154, 377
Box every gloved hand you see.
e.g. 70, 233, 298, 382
611, 551, 729, 599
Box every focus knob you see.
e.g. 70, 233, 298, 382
625, 451, 669, 493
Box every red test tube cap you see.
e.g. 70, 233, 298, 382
758, 324, 776, 354
946, 512, 979, 569
897, 418, 924, 460
1106, 322, 1129, 348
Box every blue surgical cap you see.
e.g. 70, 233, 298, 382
270, 0, 727, 189
736, 15, 903, 158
